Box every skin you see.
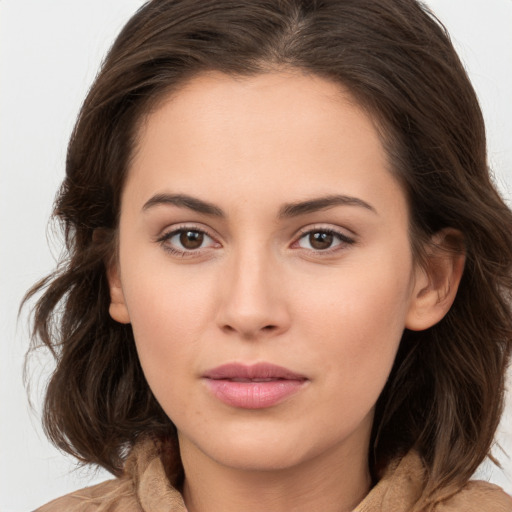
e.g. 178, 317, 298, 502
108, 71, 463, 512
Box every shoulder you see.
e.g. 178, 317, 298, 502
33, 435, 186, 512
33, 477, 141, 512
361, 450, 512, 512
435, 480, 512, 512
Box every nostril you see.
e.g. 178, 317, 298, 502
221, 323, 278, 335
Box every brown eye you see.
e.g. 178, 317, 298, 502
160, 228, 217, 254
309, 232, 334, 250
179, 230, 204, 249
296, 229, 354, 252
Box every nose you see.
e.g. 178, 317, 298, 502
216, 248, 291, 339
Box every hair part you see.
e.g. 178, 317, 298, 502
25, 0, 512, 507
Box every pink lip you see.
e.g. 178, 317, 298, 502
203, 363, 308, 409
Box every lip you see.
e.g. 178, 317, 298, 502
203, 363, 308, 409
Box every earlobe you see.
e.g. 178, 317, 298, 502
405, 228, 465, 331
107, 263, 131, 324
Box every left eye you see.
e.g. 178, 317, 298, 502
163, 229, 216, 251
296, 230, 353, 251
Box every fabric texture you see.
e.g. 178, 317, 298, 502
35, 436, 512, 512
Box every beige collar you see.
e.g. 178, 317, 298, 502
40, 436, 510, 512
124, 436, 511, 512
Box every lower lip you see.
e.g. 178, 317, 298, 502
204, 379, 306, 409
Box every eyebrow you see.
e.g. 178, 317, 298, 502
142, 192, 376, 218
142, 193, 225, 216
279, 195, 377, 218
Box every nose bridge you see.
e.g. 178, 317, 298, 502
217, 241, 288, 337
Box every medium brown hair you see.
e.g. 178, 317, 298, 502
25, 0, 512, 507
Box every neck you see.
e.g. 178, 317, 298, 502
180, 436, 372, 512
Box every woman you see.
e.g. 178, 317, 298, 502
26, 0, 512, 510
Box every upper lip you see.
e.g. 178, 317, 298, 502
203, 362, 307, 381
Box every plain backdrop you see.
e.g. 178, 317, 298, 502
1, 1, 511, 510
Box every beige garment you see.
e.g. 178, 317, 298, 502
35, 436, 512, 512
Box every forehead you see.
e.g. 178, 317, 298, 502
125, 70, 404, 219
133, 71, 354, 162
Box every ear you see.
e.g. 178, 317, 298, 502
106, 261, 131, 324
405, 228, 465, 331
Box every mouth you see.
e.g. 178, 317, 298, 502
202, 363, 308, 409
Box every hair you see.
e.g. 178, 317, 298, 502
25, 0, 512, 508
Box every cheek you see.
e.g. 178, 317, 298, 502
125, 281, 208, 423
295, 253, 414, 400
119, 255, 219, 390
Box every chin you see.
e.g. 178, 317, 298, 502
181, 418, 362, 474
213, 441, 310, 472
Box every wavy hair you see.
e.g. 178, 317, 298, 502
25, 0, 512, 507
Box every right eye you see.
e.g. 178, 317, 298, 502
157, 227, 219, 255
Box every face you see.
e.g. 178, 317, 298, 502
110, 71, 428, 474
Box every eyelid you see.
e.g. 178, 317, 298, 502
294, 223, 356, 240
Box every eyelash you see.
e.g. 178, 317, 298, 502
156, 225, 356, 257
293, 227, 356, 254
156, 224, 218, 257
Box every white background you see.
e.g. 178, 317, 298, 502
1, 1, 511, 510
